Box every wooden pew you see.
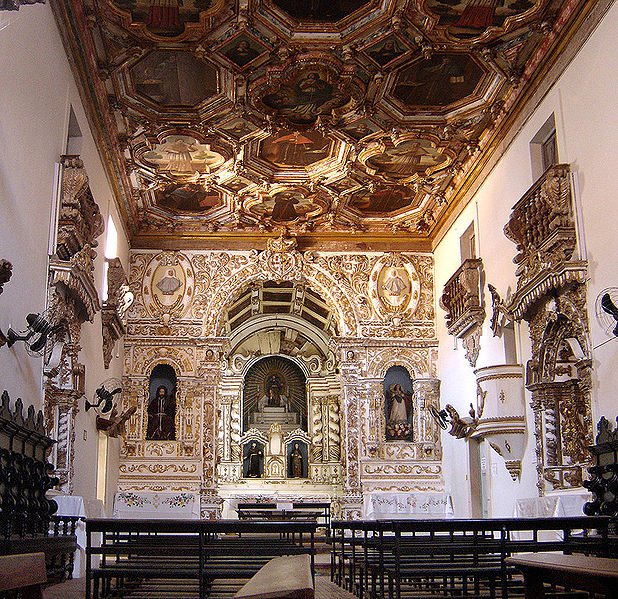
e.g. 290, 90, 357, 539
506, 553, 618, 598
0, 552, 47, 599
331, 516, 614, 599
85, 518, 317, 599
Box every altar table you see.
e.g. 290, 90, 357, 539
363, 492, 454, 520
112, 491, 200, 519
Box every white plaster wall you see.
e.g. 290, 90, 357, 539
0, 5, 128, 515
434, 3, 618, 516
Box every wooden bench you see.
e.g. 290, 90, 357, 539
86, 518, 317, 599
331, 516, 614, 599
0, 552, 47, 599
234, 554, 314, 599
506, 553, 618, 599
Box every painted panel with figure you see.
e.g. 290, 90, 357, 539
287, 441, 308, 478
384, 365, 413, 442
425, 0, 539, 39
260, 130, 332, 169
110, 0, 224, 37
272, 0, 371, 22
131, 50, 218, 107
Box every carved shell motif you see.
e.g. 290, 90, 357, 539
369, 255, 421, 319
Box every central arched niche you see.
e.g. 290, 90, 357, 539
243, 355, 308, 432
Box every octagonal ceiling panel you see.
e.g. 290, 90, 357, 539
155, 183, 224, 214
130, 51, 219, 107
391, 53, 488, 112
271, 0, 372, 21
109, 0, 228, 38
53, 0, 597, 249
243, 188, 329, 226
422, 0, 546, 42
259, 130, 333, 170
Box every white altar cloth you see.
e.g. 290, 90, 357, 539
514, 494, 590, 518
113, 491, 200, 519
363, 492, 454, 520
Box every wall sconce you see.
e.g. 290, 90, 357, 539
4, 312, 59, 355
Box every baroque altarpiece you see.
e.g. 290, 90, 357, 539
118, 239, 443, 518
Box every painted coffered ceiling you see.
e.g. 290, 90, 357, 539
51, 0, 598, 251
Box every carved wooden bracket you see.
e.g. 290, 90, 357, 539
441, 258, 485, 366
101, 257, 133, 369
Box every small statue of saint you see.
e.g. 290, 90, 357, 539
245, 441, 263, 478
146, 385, 176, 440
289, 442, 304, 478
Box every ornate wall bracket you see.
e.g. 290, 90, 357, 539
503, 164, 592, 494
441, 258, 485, 367
101, 258, 133, 368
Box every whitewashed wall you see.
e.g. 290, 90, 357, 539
0, 5, 128, 513
434, 3, 618, 517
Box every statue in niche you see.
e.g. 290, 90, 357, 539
258, 376, 289, 412
147, 385, 176, 440
146, 363, 177, 440
244, 441, 264, 478
287, 441, 307, 478
384, 365, 414, 442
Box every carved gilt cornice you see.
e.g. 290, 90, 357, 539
49, 245, 100, 322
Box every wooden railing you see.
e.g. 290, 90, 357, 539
0, 391, 77, 581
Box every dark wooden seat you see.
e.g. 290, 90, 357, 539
86, 518, 317, 599
0, 552, 47, 599
331, 516, 614, 599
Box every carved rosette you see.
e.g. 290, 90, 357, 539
441, 258, 485, 367
504, 164, 593, 494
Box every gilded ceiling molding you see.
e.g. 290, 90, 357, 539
441, 257, 485, 367
502, 163, 593, 494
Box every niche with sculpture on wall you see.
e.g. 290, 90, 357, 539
384, 365, 414, 442
146, 363, 177, 441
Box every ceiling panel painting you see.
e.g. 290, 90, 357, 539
52, 0, 598, 249
392, 53, 486, 110
259, 130, 333, 169
271, 0, 373, 22
130, 50, 219, 107
109, 0, 226, 37
423, 0, 544, 40
156, 183, 223, 214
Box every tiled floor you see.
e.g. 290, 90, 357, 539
42, 573, 358, 599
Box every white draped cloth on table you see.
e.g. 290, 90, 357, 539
52, 495, 89, 578
363, 492, 454, 520
113, 491, 200, 519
